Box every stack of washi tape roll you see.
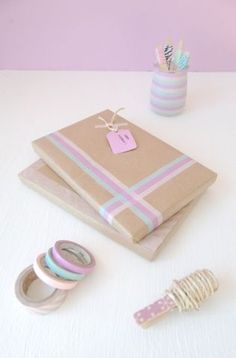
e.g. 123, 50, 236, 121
15, 240, 96, 314
151, 40, 190, 116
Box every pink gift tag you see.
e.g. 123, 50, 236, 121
106, 129, 137, 154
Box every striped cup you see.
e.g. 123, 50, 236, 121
150, 66, 188, 116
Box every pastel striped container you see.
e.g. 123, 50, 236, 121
150, 66, 188, 116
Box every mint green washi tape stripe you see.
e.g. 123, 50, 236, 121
45, 248, 85, 281
47, 133, 156, 232
100, 154, 188, 212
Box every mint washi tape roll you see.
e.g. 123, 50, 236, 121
33, 253, 78, 290
45, 248, 85, 281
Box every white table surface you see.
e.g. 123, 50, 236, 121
0, 70, 236, 358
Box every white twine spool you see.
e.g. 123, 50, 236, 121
166, 269, 219, 312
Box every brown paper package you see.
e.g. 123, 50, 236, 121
32, 109, 217, 242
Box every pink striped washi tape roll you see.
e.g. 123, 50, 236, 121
52, 240, 96, 274
151, 66, 188, 116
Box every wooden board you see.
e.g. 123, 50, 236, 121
19, 160, 198, 260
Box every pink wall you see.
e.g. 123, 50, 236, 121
0, 0, 235, 71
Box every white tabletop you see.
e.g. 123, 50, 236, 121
0, 70, 236, 358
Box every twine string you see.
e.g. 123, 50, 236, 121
166, 269, 219, 312
95, 108, 127, 132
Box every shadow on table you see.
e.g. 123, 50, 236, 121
186, 80, 225, 114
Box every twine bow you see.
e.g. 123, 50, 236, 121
95, 108, 127, 132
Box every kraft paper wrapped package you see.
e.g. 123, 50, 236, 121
19, 160, 197, 260
32, 109, 217, 242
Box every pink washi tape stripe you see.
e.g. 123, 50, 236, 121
33, 253, 78, 290
52, 240, 96, 274
48, 132, 161, 233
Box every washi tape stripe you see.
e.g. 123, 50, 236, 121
152, 79, 187, 90
103, 160, 195, 219
47, 132, 162, 231
136, 159, 195, 197
100, 155, 195, 219
151, 87, 187, 97
152, 75, 187, 86
49, 133, 161, 224
151, 91, 186, 101
151, 100, 185, 111
154, 68, 187, 77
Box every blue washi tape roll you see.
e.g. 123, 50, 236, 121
45, 248, 85, 281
